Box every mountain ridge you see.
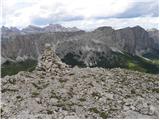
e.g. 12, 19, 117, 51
1, 24, 82, 37
1, 25, 159, 75
1, 45, 159, 118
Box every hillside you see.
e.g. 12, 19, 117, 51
1, 25, 159, 76
2, 26, 158, 62
1, 45, 159, 119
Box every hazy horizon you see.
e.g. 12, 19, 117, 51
1, 24, 159, 32
1, 0, 158, 30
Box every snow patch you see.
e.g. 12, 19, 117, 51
16, 55, 29, 62
137, 55, 151, 61
110, 47, 124, 54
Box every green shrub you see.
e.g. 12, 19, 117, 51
1, 59, 37, 77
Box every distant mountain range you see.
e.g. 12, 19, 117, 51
1, 24, 81, 38
1, 44, 159, 118
1, 24, 159, 74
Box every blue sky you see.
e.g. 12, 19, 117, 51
1, 0, 159, 30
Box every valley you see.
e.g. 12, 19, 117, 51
1, 25, 159, 77
1, 45, 159, 119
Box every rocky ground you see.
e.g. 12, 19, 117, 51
1, 45, 159, 119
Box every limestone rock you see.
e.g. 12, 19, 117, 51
1, 45, 159, 119
36, 43, 69, 74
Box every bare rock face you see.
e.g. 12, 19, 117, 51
1, 25, 158, 65
21, 25, 43, 34
147, 28, 159, 50
1, 45, 159, 119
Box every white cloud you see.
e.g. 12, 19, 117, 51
2, 0, 158, 29
62, 17, 158, 30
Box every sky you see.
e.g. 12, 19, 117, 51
1, 0, 159, 30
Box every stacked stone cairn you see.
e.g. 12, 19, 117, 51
36, 43, 69, 75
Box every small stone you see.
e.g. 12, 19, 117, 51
50, 98, 58, 104
123, 106, 130, 111
148, 105, 157, 115
130, 106, 135, 110
64, 115, 79, 119
35, 98, 41, 104
105, 93, 114, 100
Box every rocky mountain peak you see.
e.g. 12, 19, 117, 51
132, 25, 145, 31
10, 27, 20, 32
94, 26, 113, 31
48, 24, 62, 27
36, 43, 69, 73
21, 25, 42, 32
67, 26, 80, 31
94, 26, 114, 35
1, 26, 20, 33
1, 26, 21, 38
44, 24, 65, 32
147, 28, 158, 32
1, 26, 9, 31
44, 24, 81, 32
27, 25, 42, 29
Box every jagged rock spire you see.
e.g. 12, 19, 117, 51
36, 43, 68, 73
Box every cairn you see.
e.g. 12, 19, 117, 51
36, 43, 69, 75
